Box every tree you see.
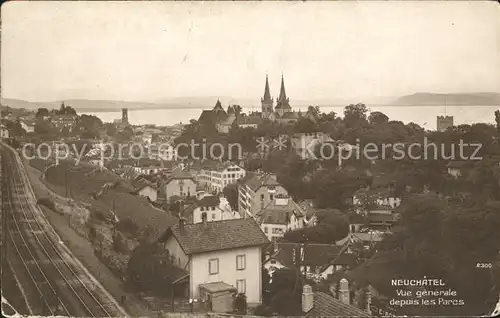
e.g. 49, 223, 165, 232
269, 268, 303, 316
283, 209, 349, 244
121, 126, 134, 141
369, 111, 389, 125
105, 123, 117, 137
223, 184, 238, 210
343, 103, 368, 128
306, 105, 321, 122
36, 108, 49, 118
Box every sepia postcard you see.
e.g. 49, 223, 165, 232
1, 1, 500, 317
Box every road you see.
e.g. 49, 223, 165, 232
1, 142, 128, 317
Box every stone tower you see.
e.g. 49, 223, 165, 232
437, 115, 453, 132
122, 108, 129, 125
261, 74, 274, 119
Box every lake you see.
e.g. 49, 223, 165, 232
84, 105, 500, 130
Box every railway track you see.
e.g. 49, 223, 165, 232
1, 143, 128, 317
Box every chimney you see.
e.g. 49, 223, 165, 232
302, 284, 314, 313
339, 278, 350, 305
179, 217, 185, 233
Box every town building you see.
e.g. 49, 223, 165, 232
113, 108, 130, 130
179, 195, 239, 224
0, 124, 9, 139
256, 193, 307, 242
156, 218, 270, 310
134, 184, 158, 202
437, 115, 454, 132
20, 119, 36, 133
302, 284, 371, 317
190, 161, 246, 194
263, 243, 357, 282
158, 170, 197, 203
446, 161, 468, 178
237, 172, 288, 218
291, 132, 334, 159
51, 114, 77, 131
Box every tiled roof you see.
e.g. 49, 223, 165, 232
240, 172, 280, 191
280, 111, 300, 119
297, 200, 316, 218
257, 197, 305, 225
306, 291, 370, 317
198, 195, 220, 207
165, 170, 194, 183
270, 242, 343, 268
237, 116, 262, 126
368, 212, 398, 224
159, 218, 269, 255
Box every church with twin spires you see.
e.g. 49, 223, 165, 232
260, 74, 300, 124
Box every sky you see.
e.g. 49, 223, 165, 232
1, 1, 500, 103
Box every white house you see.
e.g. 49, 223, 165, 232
20, 119, 35, 133
256, 194, 306, 242
157, 218, 270, 311
191, 161, 246, 194
136, 184, 158, 202
180, 195, 239, 224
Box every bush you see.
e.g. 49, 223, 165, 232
37, 197, 56, 210
116, 218, 139, 238
233, 293, 247, 314
253, 304, 273, 316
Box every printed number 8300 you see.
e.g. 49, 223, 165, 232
476, 263, 492, 268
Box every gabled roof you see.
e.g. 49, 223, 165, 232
240, 172, 280, 191
269, 242, 343, 268
257, 197, 305, 225
279, 111, 300, 119
297, 200, 317, 218
198, 195, 220, 207
237, 116, 262, 126
164, 170, 195, 184
305, 291, 370, 317
158, 218, 269, 255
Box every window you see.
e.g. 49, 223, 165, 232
212, 213, 216, 220
209, 258, 219, 274
260, 194, 264, 201
236, 255, 246, 270
263, 227, 268, 233
270, 194, 274, 201
211, 206, 215, 211
201, 212, 207, 222
236, 279, 246, 294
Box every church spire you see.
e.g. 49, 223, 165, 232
275, 73, 290, 111
278, 73, 287, 102
263, 74, 271, 101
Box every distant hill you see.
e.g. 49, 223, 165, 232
392, 92, 500, 106
1, 96, 382, 112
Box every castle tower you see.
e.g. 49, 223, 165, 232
261, 74, 274, 119
437, 115, 453, 132
122, 108, 129, 125
275, 74, 291, 117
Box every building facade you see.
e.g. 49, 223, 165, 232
192, 161, 246, 194
158, 219, 269, 308
437, 115, 454, 132
159, 171, 197, 203
238, 172, 288, 218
